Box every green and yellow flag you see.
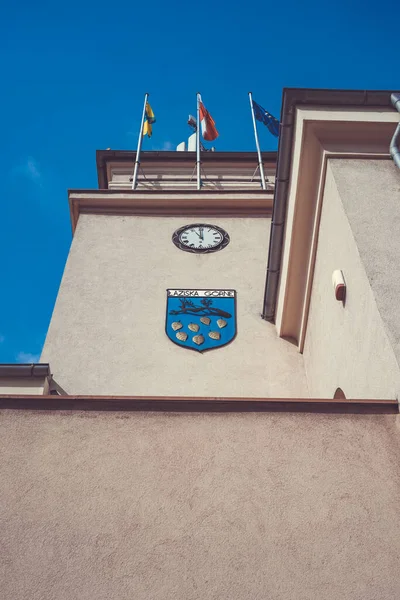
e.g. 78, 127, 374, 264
143, 102, 156, 137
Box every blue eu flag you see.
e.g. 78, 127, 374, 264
252, 100, 280, 137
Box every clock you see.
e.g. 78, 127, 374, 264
172, 223, 230, 253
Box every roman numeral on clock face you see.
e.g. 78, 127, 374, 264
173, 224, 230, 253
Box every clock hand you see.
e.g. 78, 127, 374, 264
199, 227, 204, 241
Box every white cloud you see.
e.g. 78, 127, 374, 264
125, 136, 176, 150
25, 158, 41, 182
16, 351, 40, 363
11, 157, 42, 186
0, 334, 4, 343
148, 140, 175, 151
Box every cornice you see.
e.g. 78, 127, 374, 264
0, 394, 397, 414
68, 190, 273, 233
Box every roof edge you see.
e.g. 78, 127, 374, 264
0, 394, 397, 414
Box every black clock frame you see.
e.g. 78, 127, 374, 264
172, 223, 230, 254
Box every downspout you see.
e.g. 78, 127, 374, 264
262, 94, 295, 321
390, 92, 400, 169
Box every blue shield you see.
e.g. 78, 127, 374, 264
166, 289, 237, 352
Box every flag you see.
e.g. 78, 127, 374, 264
143, 102, 156, 137
188, 114, 197, 130
199, 97, 219, 141
252, 100, 279, 137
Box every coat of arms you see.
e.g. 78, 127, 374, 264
166, 289, 237, 352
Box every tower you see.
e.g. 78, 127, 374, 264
41, 148, 309, 397
1, 88, 400, 600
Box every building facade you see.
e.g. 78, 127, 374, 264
1, 88, 400, 600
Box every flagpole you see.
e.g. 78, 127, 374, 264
196, 92, 201, 190
248, 92, 267, 190
132, 92, 149, 190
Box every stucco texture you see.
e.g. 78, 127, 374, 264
1, 409, 400, 600
41, 215, 308, 397
330, 159, 400, 365
303, 160, 400, 399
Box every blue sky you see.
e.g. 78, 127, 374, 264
0, 0, 399, 363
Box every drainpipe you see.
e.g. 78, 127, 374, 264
0, 363, 50, 378
390, 93, 400, 169
262, 93, 295, 321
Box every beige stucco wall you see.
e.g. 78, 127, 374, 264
41, 215, 308, 397
331, 159, 400, 365
303, 160, 400, 399
1, 409, 400, 600
0, 378, 45, 395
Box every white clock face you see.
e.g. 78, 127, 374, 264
179, 225, 223, 250
173, 223, 230, 253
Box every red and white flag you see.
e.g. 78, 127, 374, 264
199, 96, 219, 141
